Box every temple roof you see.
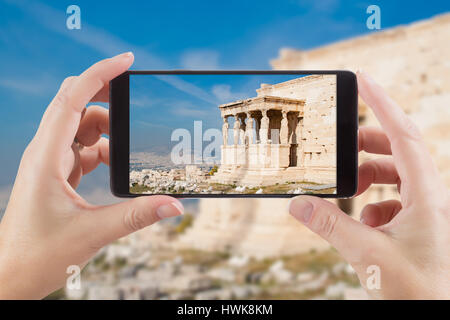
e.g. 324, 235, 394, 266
219, 95, 305, 117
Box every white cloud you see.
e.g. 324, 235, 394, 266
130, 95, 158, 108
0, 74, 57, 96
181, 49, 220, 69
292, 0, 340, 14
135, 120, 172, 130
174, 106, 207, 117
211, 84, 249, 104
4, 0, 164, 67
212, 84, 233, 102
155, 75, 218, 104
7, 0, 218, 105
170, 101, 208, 118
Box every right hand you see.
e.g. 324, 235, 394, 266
289, 71, 450, 299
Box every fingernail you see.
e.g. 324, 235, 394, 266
114, 51, 133, 59
289, 197, 313, 224
156, 201, 184, 219
360, 215, 365, 224
356, 69, 371, 87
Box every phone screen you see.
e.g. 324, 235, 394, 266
129, 73, 337, 195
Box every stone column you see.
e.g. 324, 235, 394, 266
280, 110, 288, 144
245, 112, 254, 144
296, 116, 304, 167
239, 114, 246, 145
222, 116, 229, 146
259, 110, 269, 144
288, 113, 298, 144
255, 116, 260, 142
296, 115, 303, 141
233, 114, 240, 145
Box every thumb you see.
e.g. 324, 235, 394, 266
289, 196, 379, 264
86, 196, 184, 249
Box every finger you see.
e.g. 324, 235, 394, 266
79, 137, 109, 175
35, 52, 133, 165
76, 105, 109, 147
35, 76, 77, 145
67, 142, 82, 188
91, 83, 109, 103
289, 196, 382, 264
357, 71, 445, 203
358, 126, 391, 155
356, 158, 400, 196
83, 196, 184, 249
357, 70, 422, 146
71, 52, 132, 114
360, 200, 402, 228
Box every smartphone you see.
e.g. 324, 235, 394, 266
110, 70, 358, 198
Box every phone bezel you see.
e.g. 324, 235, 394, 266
110, 70, 358, 198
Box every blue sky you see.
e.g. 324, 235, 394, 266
130, 73, 307, 153
0, 0, 449, 203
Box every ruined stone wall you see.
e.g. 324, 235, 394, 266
175, 198, 329, 258
173, 14, 450, 258
272, 13, 450, 218
258, 75, 337, 183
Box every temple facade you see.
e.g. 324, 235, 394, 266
175, 14, 450, 260
210, 74, 337, 186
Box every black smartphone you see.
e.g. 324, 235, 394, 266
110, 70, 358, 198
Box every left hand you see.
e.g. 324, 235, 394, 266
0, 52, 184, 299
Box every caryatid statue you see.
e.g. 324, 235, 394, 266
259, 110, 269, 144
233, 114, 240, 145
245, 112, 254, 144
239, 116, 246, 145
288, 113, 298, 144
222, 116, 229, 146
296, 115, 303, 142
280, 110, 289, 144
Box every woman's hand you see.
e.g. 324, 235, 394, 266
0, 53, 184, 299
289, 71, 450, 299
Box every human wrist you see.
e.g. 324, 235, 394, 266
0, 247, 45, 299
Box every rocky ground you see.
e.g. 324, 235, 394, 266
50, 244, 367, 300
129, 169, 336, 195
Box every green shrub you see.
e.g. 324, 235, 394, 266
208, 165, 219, 176
175, 213, 193, 234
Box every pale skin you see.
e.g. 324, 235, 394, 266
290, 71, 450, 299
0, 53, 448, 299
0, 53, 184, 299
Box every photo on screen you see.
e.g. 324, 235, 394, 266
129, 74, 337, 195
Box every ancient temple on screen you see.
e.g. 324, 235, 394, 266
210, 74, 337, 186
